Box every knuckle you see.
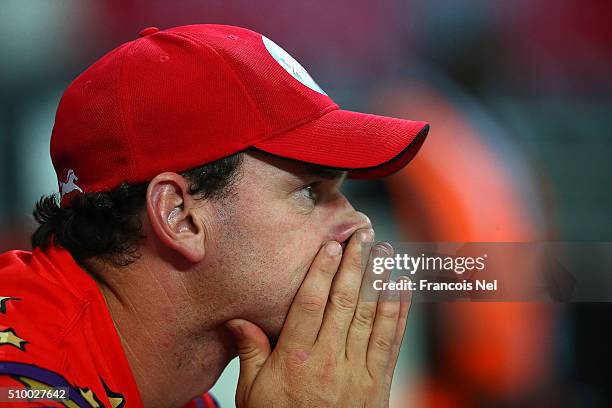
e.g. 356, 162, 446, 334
317, 352, 340, 387
378, 303, 400, 320
298, 294, 326, 313
372, 335, 393, 352
349, 252, 366, 271
282, 349, 311, 380
330, 290, 356, 312
284, 348, 311, 368
237, 343, 261, 361
314, 262, 336, 277
352, 307, 375, 329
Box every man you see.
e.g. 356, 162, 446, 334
0, 24, 429, 407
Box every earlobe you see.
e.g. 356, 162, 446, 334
146, 173, 207, 263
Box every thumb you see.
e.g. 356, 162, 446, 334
225, 319, 272, 393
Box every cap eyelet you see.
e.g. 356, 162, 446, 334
160, 55, 169, 62
228, 34, 238, 40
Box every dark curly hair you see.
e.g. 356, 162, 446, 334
32, 152, 244, 266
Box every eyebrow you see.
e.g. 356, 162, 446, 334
303, 164, 346, 180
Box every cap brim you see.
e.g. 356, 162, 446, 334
252, 108, 429, 179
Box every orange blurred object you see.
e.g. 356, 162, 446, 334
374, 83, 556, 407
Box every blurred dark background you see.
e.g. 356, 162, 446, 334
1, 1, 611, 407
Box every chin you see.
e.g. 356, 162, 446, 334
257, 313, 286, 346
248, 282, 301, 346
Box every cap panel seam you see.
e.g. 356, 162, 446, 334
167, 31, 340, 148
174, 32, 269, 137
115, 40, 140, 180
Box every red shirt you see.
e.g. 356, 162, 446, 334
0, 244, 219, 407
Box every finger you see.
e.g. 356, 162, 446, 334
277, 240, 342, 350
346, 242, 394, 362
384, 276, 413, 386
225, 319, 272, 400
316, 228, 374, 352
366, 279, 401, 379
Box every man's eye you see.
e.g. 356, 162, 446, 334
299, 184, 318, 203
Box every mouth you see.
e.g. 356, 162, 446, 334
340, 241, 348, 251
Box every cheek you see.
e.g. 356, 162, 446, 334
218, 218, 302, 289
208, 177, 341, 328
215, 208, 325, 327
243, 227, 315, 306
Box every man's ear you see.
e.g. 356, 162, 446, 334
146, 172, 206, 263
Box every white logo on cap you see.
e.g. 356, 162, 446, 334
262, 35, 327, 96
59, 169, 83, 198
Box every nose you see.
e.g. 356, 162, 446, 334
328, 211, 372, 245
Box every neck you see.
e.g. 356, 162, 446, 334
90, 257, 235, 408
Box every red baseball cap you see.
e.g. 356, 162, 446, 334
51, 24, 429, 206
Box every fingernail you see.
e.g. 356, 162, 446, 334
358, 229, 374, 243
376, 242, 393, 256
397, 275, 411, 284
326, 241, 341, 256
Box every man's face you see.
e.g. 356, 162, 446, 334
195, 151, 370, 340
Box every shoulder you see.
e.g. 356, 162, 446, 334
1, 248, 87, 376
1, 249, 85, 345
0, 249, 134, 408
